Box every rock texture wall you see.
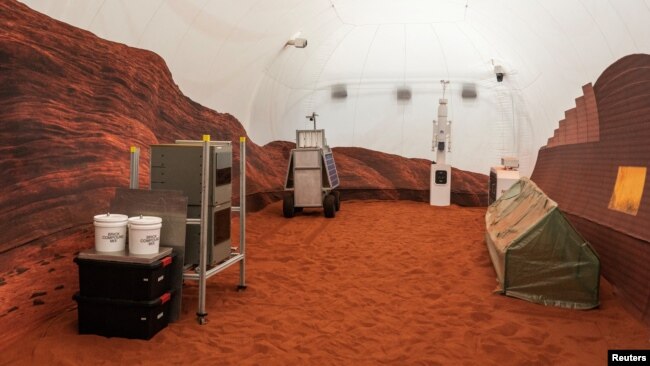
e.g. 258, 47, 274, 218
531, 54, 650, 324
0, 0, 487, 254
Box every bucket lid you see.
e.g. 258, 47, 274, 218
94, 213, 128, 223
128, 216, 162, 225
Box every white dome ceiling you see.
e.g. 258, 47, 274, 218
19, 0, 650, 175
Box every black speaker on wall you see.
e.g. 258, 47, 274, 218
396, 87, 412, 101
331, 84, 347, 99
461, 83, 477, 98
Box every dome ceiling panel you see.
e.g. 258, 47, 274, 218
331, 0, 467, 25
17, 0, 650, 175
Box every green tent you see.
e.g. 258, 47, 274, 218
485, 177, 600, 309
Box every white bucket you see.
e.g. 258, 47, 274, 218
93, 213, 128, 252
128, 216, 163, 255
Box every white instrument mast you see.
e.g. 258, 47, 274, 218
433, 80, 451, 165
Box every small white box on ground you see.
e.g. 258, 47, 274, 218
489, 166, 520, 204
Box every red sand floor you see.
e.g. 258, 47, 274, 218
1, 200, 648, 365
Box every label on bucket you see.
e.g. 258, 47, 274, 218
101, 232, 124, 243
140, 234, 160, 246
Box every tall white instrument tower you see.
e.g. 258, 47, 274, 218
430, 80, 452, 206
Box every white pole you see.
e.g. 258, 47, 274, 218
238, 137, 247, 290
197, 135, 210, 324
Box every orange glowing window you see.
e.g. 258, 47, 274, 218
608, 166, 646, 215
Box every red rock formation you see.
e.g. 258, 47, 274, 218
532, 54, 650, 324
333, 147, 487, 207
0, 0, 486, 255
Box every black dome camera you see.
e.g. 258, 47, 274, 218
495, 65, 505, 82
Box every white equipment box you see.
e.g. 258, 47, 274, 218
489, 166, 520, 204
430, 163, 451, 206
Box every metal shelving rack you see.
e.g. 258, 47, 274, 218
130, 136, 247, 325
181, 135, 247, 325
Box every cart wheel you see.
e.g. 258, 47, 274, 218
283, 194, 295, 218
323, 194, 336, 218
333, 191, 341, 211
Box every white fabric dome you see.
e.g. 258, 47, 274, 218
20, 0, 650, 175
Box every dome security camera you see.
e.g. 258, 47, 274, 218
494, 65, 505, 82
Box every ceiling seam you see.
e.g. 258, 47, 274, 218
292, 25, 356, 132
428, 24, 450, 81
168, 0, 212, 67
462, 19, 504, 69
533, 0, 589, 82
351, 25, 380, 147
87, 0, 107, 30
268, 1, 331, 136
529, 0, 597, 136
297, 6, 354, 110
577, 0, 614, 59
135, 0, 167, 47
274, 3, 349, 128
454, 24, 488, 69
253, 0, 338, 136
328, 0, 464, 26
204, 0, 265, 94
466, 1, 550, 89
306, 27, 358, 93
462, 2, 537, 162
262, 1, 294, 135
462, 0, 560, 132
328, 0, 353, 26
607, 0, 639, 50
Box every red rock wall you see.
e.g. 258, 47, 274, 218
0, 0, 261, 253
531, 54, 650, 324
334, 147, 487, 207
0, 1, 487, 254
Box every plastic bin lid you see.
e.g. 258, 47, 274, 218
128, 216, 162, 225
93, 213, 128, 223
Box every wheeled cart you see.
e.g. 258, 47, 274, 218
283, 128, 340, 218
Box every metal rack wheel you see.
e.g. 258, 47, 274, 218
283, 194, 295, 218
323, 194, 336, 218
197, 313, 208, 325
